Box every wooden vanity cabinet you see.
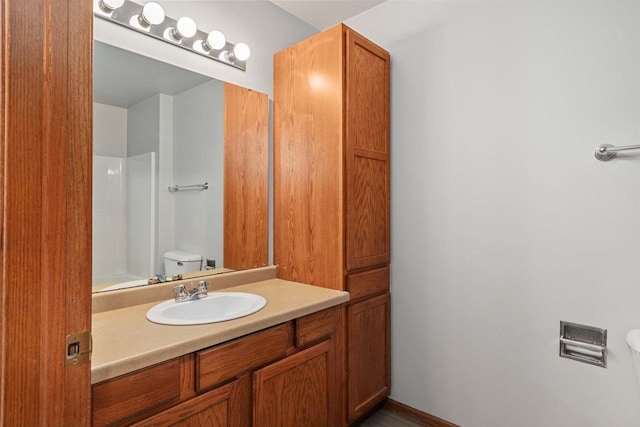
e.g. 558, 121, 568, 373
92, 307, 341, 427
274, 24, 391, 425
132, 377, 248, 427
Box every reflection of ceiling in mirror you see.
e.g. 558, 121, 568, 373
93, 41, 211, 108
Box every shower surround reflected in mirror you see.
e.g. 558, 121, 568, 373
93, 152, 158, 287
92, 41, 268, 292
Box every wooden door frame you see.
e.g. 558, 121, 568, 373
1, 0, 93, 425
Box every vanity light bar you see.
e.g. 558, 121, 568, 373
94, 0, 250, 71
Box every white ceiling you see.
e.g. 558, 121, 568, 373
162, 1, 388, 30
269, 0, 388, 30
158, 0, 387, 30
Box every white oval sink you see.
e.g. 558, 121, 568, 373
146, 292, 267, 325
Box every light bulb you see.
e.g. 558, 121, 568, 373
139, 2, 165, 27
233, 43, 251, 61
175, 17, 197, 39
203, 30, 226, 51
98, 0, 124, 12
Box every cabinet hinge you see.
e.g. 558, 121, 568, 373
66, 331, 92, 366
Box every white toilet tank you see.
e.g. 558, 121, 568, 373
164, 250, 202, 276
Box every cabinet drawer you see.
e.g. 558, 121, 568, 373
93, 358, 181, 427
296, 306, 337, 348
347, 266, 389, 300
196, 323, 293, 392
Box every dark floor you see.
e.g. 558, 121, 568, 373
358, 408, 424, 427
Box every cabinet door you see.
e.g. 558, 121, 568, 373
253, 340, 336, 427
345, 29, 390, 272
224, 83, 269, 270
347, 293, 390, 422
273, 24, 345, 290
132, 378, 248, 427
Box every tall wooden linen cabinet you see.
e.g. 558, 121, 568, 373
274, 24, 390, 425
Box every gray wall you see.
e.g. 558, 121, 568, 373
172, 80, 224, 267
157, 94, 175, 274
347, 0, 640, 425
93, 102, 127, 157
127, 95, 161, 157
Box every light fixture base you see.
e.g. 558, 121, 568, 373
94, 0, 248, 71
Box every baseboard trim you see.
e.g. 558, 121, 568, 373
384, 399, 459, 427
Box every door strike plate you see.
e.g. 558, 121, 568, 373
66, 331, 92, 366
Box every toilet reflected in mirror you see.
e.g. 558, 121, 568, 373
164, 251, 202, 276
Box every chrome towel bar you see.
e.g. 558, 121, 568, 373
594, 144, 640, 161
168, 182, 209, 192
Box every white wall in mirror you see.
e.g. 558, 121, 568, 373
171, 80, 224, 273
93, 103, 127, 156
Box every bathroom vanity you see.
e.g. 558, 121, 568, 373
91, 268, 348, 426
91, 21, 389, 427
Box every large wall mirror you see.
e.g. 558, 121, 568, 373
93, 41, 268, 293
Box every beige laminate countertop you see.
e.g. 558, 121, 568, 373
91, 279, 349, 384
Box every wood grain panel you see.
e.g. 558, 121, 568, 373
253, 340, 334, 427
63, 0, 93, 424
274, 24, 345, 290
346, 34, 388, 154
296, 306, 337, 348
224, 83, 269, 270
196, 323, 293, 391
230, 374, 252, 427
335, 305, 348, 427
3, 2, 45, 423
348, 156, 389, 268
345, 29, 390, 272
93, 359, 182, 427
132, 379, 240, 427
347, 266, 390, 301
347, 293, 391, 422
1, 0, 92, 424
180, 353, 197, 400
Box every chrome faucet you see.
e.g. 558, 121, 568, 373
173, 281, 208, 302
149, 273, 183, 285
